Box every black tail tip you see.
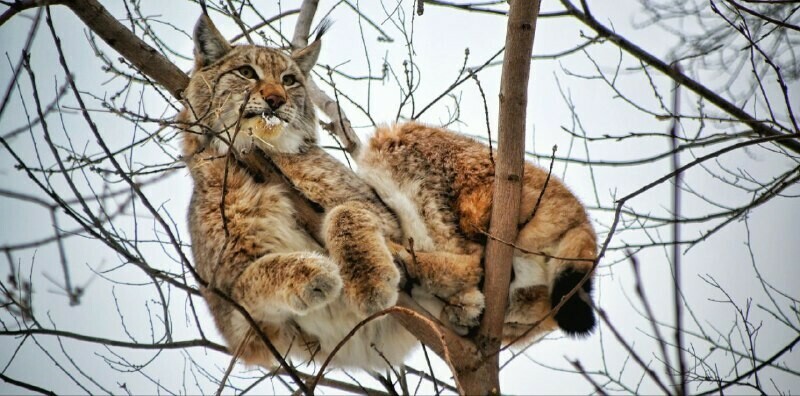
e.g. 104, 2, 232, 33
551, 268, 596, 337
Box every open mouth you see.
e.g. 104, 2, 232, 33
242, 109, 266, 119
242, 109, 284, 122
242, 110, 287, 133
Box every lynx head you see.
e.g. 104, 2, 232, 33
180, 15, 323, 157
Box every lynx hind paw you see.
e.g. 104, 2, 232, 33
288, 257, 343, 314
386, 240, 407, 256
352, 264, 401, 317
386, 241, 411, 269
442, 287, 485, 329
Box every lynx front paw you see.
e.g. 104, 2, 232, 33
349, 264, 401, 317
287, 258, 343, 314
442, 287, 485, 329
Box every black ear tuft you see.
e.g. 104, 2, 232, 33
193, 14, 232, 67
199, 0, 209, 16
290, 18, 331, 75
313, 18, 333, 42
551, 267, 596, 337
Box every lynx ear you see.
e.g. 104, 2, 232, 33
193, 15, 232, 67
292, 40, 321, 75
291, 19, 330, 74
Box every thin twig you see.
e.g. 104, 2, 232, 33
670, 64, 687, 396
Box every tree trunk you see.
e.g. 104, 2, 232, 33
467, 0, 542, 393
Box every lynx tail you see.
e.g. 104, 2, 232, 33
550, 267, 595, 337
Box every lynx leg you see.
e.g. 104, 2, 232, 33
502, 254, 556, 343
506, 222, 597, 343
231, 252, 343, 319
324, 201, 401, 316
391, 244, 485, 328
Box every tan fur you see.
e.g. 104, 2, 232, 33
268, 147, 486, 330
359, 123, 597, 343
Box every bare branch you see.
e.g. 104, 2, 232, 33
560, 0, 800, 154
59, 0, 189, 99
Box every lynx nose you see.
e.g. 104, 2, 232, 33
266, 94, 286, 110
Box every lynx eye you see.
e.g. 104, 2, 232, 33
282, 74, 298, 86
236, 66, 257, 80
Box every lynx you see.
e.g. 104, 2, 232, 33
180, 15, 481, 369
180, 14, 595, 371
